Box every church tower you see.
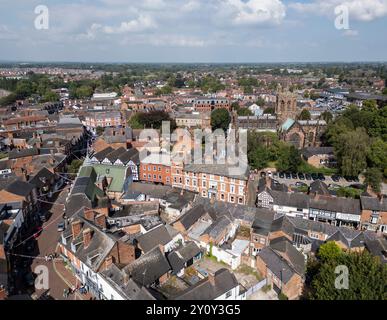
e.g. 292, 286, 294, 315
275, 91, 298, 123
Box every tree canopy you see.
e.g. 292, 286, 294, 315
211, 109, 231, 132
306, 242, 387, 300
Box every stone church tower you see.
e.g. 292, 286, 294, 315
276, 91, 298, 123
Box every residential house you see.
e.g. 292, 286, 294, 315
360, 196, 387, 233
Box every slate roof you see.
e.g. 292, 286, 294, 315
309, 196, 361, 215
268, 190, 310, 209
364, 237, 387, 264
5, 180, 35, 197
301, 147, 334, 158
258, 247, 300, 284
309, 180, 330, 196
270, 237, 306, 275
8, 148, 38, 159
124, 246, 171, 287
175, 204, 208, 231
118, 148, 139, 165
360, 196, 387, 212
167, 242, 202, 274
136, 225, 173, 253
29, 167, 56, 188
92, 147, 115, 162
63, 217, 116, 272
105, 147, 127, 163
174, 268, 238, 300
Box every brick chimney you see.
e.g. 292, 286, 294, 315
84, 209, 95, 221
71, 220, 82, 239
95, 213, 107, 229
208, 272, 216, 286
83, 228, 93, 248
104, 256, 113, 270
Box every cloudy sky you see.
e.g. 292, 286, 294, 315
0, 0, 386, 62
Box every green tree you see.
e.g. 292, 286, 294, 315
382, 87, 387, 95
256, 97, 265, 107
263, 107, 275, 115
211, 109, 230, 132
237, 108, 253, 116
320, 111, 333, 123
335, 127, 370, 176
308, 250, 387, 300
317, 242, 343, 262
68, 159, 83, 174
367, 138, 387, 171
41, 90, 60, 102
364, 167, 383, 193
276, 145, 301, 172
297, 109, 311, 120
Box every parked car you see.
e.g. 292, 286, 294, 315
311, 173, 319, 181
260, 171, 266, 178
267, 170, 272, 177
285, 172, 291, 179
318, 173, 326, 181
279, 172, 285, 179
352, 176, 360, 182
331, 175, 340, 182
291, 172, 298, 179
298, 173, 305, 180
344, 176, 353, 182
305, 173, 312, 181
273, 172, 278, 178
57, 222, 65, 232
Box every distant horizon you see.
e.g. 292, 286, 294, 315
1, 60, 387, 65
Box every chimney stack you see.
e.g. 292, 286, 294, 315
71, 220, 82, 239
95, 213, 107, 230
104, 256, 113, 270
208, 272, 216, 286
83, 228, 93, 248
84, 209, 95, 221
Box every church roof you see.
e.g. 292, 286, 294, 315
280, 118, 295, 132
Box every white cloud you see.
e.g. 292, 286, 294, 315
290, 0, 387, 22
133, 34, 209, 47
101, 15, 157, 34
222, 0, 286, 26
181, 0, 202, 13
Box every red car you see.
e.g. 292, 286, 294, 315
33, 227, 43, 239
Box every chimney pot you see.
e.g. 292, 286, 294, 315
83, 228, 93, 248
71, 220, 82, 239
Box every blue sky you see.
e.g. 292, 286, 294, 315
0, 0, 386, 62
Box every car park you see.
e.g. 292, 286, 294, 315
295, 181, 307, 187
298, 173, 305, 180
318, 173, 325, 181
291, 173, 298, 179
285, 172, 291, 179
305, 173, 312, 181
279, 172, 285, 179
331, 175, 340, 182
311, 173, 318, 180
